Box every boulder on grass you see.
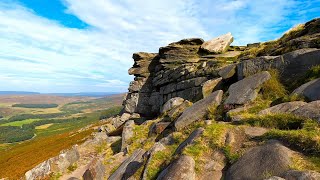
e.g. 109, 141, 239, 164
292, 78, 320, 101
174, 90, 223, 130
224, 71, 271, 105
156, 155, 196, 180
226, 140, 293, 180
292, 100, 320, 121
161, 97, 185, 113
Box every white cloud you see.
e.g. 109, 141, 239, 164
0, 0, 318, 92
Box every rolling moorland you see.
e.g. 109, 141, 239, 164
0, 93, 123, 179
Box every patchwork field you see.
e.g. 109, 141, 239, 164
0, 94, 124, 179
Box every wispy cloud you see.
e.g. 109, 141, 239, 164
0, 0, 319, 92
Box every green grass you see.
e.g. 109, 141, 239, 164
0, 118, 41, 127
260, 69, 287, 100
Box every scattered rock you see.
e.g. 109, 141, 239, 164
175, 90, 223, 130
174, 128, 204, 155
166, 100, 193, 120
161, 97, 185, 113
82, 159, 105, 180
202, 77, 223, 98
224, 71, 271, 105
292, 78, 320, 101
200, 32, 234, 53
108, 149, 146, 180
259, 101, 307, 115
106, 136, 121, 144
159, 134, 175, 146
264, 177, 285, 180
284, 170, 320, 180
121, 120, 135, 152
156, 155, 196, 180
201, 150, 226, 180
25, 160, 51, 180
226, 140, 293, 180
224, 131, 235, 146
218, 64, 237, 79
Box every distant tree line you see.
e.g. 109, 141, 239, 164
12, 104, 58, 108
99, 106, 122, 120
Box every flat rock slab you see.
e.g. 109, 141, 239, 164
224, 71, 271, 105
121, 120, 135, 151
156, 155, 196, 180
82, 159, 105, 180
284, 170, 320, 180
201, 32, 234, 53
174, 128, 204, 155
292, 78, 320, 101
108, 148, 146, 180
226, 140, 293, 180
174, 90, 223, 130
259, 101, 307, 115
243, 126, 269, 138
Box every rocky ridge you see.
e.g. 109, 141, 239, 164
22, 18, 320, 180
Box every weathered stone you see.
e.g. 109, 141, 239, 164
175, 90, 223, 130
243, 126, 269, 138
284, 170, 320, 180
174, 128, 204, 155
83, 159, 105, 180
201, 32, 234, 53
202, 77, 223, 98
167, 100, 193, 120
108, 149, 146, 180
51, 147, 80, 173
121, 120, 135, 151
176, 77, 208, 91
224, 131, 235, 146
292, 78, 320, 101
161, 97, 185, 113
159, 134, 175, 146
292, 100, 320, 121
156, 155, 196, 180
25, 160, 51, 180
259, 101, 307, 115
237, 48, 320, 85
226, 140, 293, 180
201, 150, 226, 180
225, 71, 271, 105
106, 136, 121, 144
149, 122, 171, 136
264, 177, 285, 180
218, 64, 237, 79
123, 93, 139, 113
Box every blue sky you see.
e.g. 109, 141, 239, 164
0, 0, 319, 93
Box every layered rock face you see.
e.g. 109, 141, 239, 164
123, 36, 236, 118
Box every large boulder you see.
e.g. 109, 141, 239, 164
108, 148, 146, 180
50, 147, 80, 173
292, 78, 320, 101
156, 155, 196, 180
202, 77, 223, 98
174, 128, 204, 155
224, 71, 271, 105
161, 97, 185, 113
166, 100, 193, 120
174, 90, 223, 130
292, 100, 320, 121
25, 160, 51, 180
259, 101, 307, 115
237, 48, 320, 85
121, 120, 135, 152
200, 32, 234, 53
82, 159, 105, 180
226, 140, 293, 180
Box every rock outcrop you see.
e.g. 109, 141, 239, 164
259, 101, 307, 115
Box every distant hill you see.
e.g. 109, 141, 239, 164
0, 91, 40, 95
0, 91, 122, 97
